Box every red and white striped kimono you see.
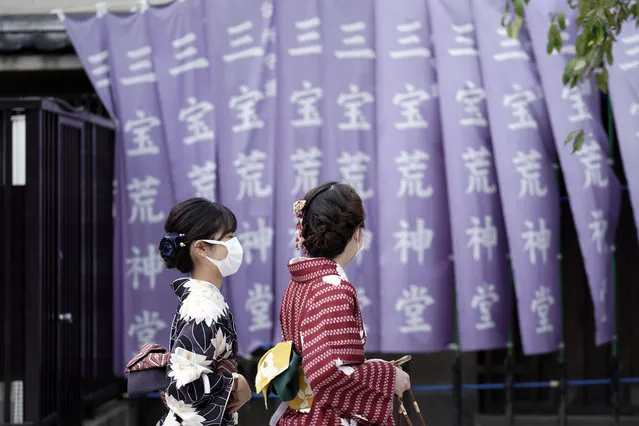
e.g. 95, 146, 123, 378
277, 257, 396, 426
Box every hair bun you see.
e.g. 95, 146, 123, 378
158, 233, 185, 269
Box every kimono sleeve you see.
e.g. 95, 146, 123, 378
300, 285, 396, 424
165, 318, 234, 421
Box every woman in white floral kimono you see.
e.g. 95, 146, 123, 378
157, 198, 253, 426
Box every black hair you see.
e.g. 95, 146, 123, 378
158, 198, 237, 273
300, 181, 365, 259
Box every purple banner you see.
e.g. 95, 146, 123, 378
104, 11, 178, 360
274, 0, 325, 343
148, 0, 218, 203
205, 0, 277, 355
430, 0, 511, 351
609, 23, 639, 245
63, 14, 116, 119
64, 13, 124, 372
527, 2, 621, 345
319, 0, 381, 350
473, 0, 562, 354
374, 0, 454, 352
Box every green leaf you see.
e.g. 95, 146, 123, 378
514, 0, 524, 17
558, 11, 567, 30
605, 40, 614, 65
572, 130, 586, 152
511, 15, 524, 37
563, 58, 577, 85
547, 24, 561, 54
574, 58, 587, 71
596, 67, 609, 93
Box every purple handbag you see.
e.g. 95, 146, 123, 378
125, 343, 171, 399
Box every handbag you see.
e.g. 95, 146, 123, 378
125, 343, 171, 398
392, 356, 426, 426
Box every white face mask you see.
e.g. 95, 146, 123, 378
201, 237, 244, 277
350, 228, 364, 264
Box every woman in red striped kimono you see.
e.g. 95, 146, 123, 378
274, 182, 411, 426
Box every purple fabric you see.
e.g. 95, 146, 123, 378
148, 0, 218, 203
473, 0, 562, 354
63, 0, 631, 368
375, 0, 454, 352
609, 23, 639, 246
106, 11, 178, 361
430, 0, 512, 351
527, 1, 621, 345
273, 0, 324, 344
204, 0, 277, 354
63, 14, 116, 119
319, 0, 381, 350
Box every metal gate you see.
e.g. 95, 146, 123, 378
0, 98, 118, 426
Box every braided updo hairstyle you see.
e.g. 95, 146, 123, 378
159, 198, 237, 273
300, 182, 365, 259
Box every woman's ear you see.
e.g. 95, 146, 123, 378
191, 240, 207, 258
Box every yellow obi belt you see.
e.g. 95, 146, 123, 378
255, 341, 314, 411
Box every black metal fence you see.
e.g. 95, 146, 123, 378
0, 98, 120, 426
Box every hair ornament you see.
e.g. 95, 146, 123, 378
293, 199, 307, 255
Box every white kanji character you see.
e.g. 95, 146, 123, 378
223, 20, 265, 63
337, 85, 374, 131
618, 33, 639, 71
521, 218, 551, 264
462, 146, 497, 194
503, 84, 538, 130
179, 97, 214, 145
337, 151, 373, 199
169, 32, 209, 76
471, 283, 500, 330
87, 50, 110, 88
493, 27, 530, 61
561, 84, 593, 123
334, 21, 375, 59
246, 283, 274, 332
466, 215, 498, 261
291, 81, 323, 127
126, 244, 164, 290
395, 285, 434, 333
288, 17, 322, 56
575, 139, 609, 189
124, 110, 161, 157
448, 24, 479, 56
187, 161, 216, 201
456, 81, 488, 127
128, 310, 167, 349
512, 150, 548, 197
390, 21, 431, 59
229, 86, 265, 133
120, 45, 157, 86
531, 286, 555, 333
291, 147, 323, 195
128, 176, 165, 224
588, 209, 608, 254
234, 150, 273, 200
393, 219, 434, 265
237, 218, 274, 264
396, 150, 433, 198
393, 84, 430, 129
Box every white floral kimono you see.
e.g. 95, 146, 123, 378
159, 278, 239, 426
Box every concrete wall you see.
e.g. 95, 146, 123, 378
2, 0, 170, 15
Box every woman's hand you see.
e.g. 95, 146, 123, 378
394, 366, 411, 396
227, 374, 252, 414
